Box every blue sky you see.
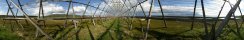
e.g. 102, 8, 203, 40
0, 0, 244, 17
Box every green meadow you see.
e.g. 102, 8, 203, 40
0, 18, 243, 40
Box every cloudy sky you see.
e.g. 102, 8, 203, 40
0, 0, 244, 17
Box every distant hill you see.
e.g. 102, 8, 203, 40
0, 14, 94, 18
0, 15, 7, 18
0, 15, 37, 18
46, 14, 92, 18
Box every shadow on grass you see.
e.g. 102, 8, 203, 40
97, 20, 116, 40
115, 19, 122, 40
75, 26, 82, 40
87, 25, 95, 40
50, 25, 64, 38
174, 29, 192, 35
108, 31, 115, 40
56, 26, 75, 40
135, 28, 198, 40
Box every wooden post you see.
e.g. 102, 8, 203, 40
9, 0, 53, 39
215, 0, 242, 39
144, 0, 153, 40
158, 0, 167, 28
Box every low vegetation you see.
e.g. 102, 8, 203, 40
0, 18, 243, 40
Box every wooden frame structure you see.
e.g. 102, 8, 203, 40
1, 0, 243, 40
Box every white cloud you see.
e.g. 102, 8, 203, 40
68, 6, 90, 15
100, 0, 152, 16
29, 2, 65, 16
73, 6, 87, 13
16, 0, 204, 17
133, 0, 202, 16
0, 11, 4, 15
2, 0, 243, 17
147, 0, 244, 17
73, 6, 86, 12
100, 0, 199, 16
157, 6, 202, 16
136, 0, 151, 12
203, 0, 244, 17
27, 2, 92, 16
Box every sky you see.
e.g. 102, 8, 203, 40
0, 0, 244, 17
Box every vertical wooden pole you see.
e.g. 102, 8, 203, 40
9, 0, 53, 39
158, 0, 167, 28
200, 0, 209, 39
191, 0, 198, 30
144, 0, 153, 40
215, 0, 242, 39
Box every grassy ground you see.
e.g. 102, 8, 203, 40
0, 18, 244, 40
0, 20, 22, 40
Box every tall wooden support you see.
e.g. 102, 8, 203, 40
36, 0, 47, 39
191, 0, 198, 30
214, 0, 242, 39
64, 0, 72, 28
5, 0, 24, 31
200, 0, 209, 39
71, 1, 78, 30
157, 0, 167, 28
144, 0, 153, 40
17, 0, 30, 25
9, 0, 53, 39
92, 2, 102, 27
226, 0, 243, 39
138, 0, 147, 33
127, 0, 138, 30
209, 1, 227, 40
82, 0, 91, 17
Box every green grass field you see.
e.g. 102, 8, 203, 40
0, 18, 243, 40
